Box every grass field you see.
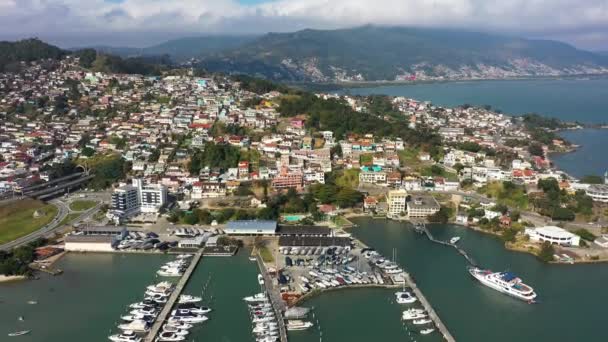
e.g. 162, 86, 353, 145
59, 213, 81, 227
258, 246, 274, 263
0, 199, 58, 245
69, 200, 97, 211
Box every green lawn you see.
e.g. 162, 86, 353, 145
59, 213, 81, 227
69, 200, 97, 211
0, 199, 58, 245
258, 246, 274, 263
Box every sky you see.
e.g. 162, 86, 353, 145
0, 0, 606, 50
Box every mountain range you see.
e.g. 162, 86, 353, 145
5, 26, 608, 82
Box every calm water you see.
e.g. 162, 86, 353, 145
551, 129, 608, 178
350, 218, 608, 342
0, 253, 172, 342
342, 78, 608, 123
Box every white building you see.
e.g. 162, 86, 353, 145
586, 184, 608, 203
407, 196, 441, 218
133, 178, 167, 213
525, 226, 580, 247
109, 178, 167, 222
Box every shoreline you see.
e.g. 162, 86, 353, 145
0, 274, 28, 283
347, 215, 608, 265
293, 74, 608, 91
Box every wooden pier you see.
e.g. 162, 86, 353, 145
144, 250, 203, 342
404, 272, 456, 342
419, 222, 477, 266
256, 253, 288, 342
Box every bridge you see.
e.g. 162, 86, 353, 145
10, 173, 95, 200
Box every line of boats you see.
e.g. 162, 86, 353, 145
156, 255, 192, 277
244, 290, 314, 342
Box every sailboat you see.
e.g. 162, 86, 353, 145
8, 330, 31, 337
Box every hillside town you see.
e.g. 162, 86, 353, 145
1, 55, 608, 264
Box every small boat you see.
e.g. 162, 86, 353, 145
413, 318, 433, 325
27, 301, 38, 305
178, 294, 202, 304
18, 316, 24, 321
109, 330, 141, 342
395, 291, 417, 304
243, 293, 267, 303
249, 256, 257, 262
420, 328, 435, 335
156, 331, 186, 341
450, 237, 461, 244
258, 274, 265, 285
8, 330, 30, 337
176, 254, 193, 259
286, 320, 314, 331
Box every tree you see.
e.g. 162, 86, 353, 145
528, 143, 544, 157
81, 147, 95, 157
538, 242, 555, 262
428, 207, 450, 224
581, 175, 604, 184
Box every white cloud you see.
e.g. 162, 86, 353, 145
0, 0, 606, 48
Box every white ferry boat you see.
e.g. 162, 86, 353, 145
468, 267, 537, 303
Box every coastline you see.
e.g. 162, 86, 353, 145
0, 274, 27, 283
346, 214, 607, 265
292, 74, 608, 91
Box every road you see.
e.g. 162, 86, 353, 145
0, 194, 106, 251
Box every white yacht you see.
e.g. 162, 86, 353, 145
178, 294, 202, 304
176, 254, 193, 259
258, 274, 265, 285
450, 236, 461, 244
395, 291, 417, 304
156, 331, 185, 341
420, 328, 435, 335
161, 325, 189, 336
385, 268, 403, 275
157, 268, 184, 277
402, 309, 427, 320
108, 331, 141, 342
168, 315, 208, 324
413, 318, 433, 325
118, 320, 149, 333
163, 322, 192, 330
147, 282, 174, 293
468, 267, 537, 303
286, 320, 314, 331
243, 293, 267, 303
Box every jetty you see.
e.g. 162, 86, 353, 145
404, 272, 456, 342
144, 250, 203, 342
416, 221, 477, 266
255, 253, 288, 342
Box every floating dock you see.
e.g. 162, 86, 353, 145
418, 222, 477, 266
255, 253, 288, 342
144, 250, 203, 342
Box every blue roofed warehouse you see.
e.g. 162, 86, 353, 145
225, 220, 278, 235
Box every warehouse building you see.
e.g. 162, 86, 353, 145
225, 220, 278, 235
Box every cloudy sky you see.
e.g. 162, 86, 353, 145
0, 0, 606, 50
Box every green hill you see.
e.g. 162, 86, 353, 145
0, 38, 67, 72
198, 26, 608, 82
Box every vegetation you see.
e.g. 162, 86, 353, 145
0, 38, 66, 72
428, 207, 452, 224
69, 200, 97, 212
581, 175, 605, 184
278, 93, 441, 146
232, 74, 291, 94
533, 178, 592, 220
0, 200, 58, 245
480, 181, 529, 210
0, 238, 48, 276
189, 143, 242, 174
574, 228, 596, 242
74, 49, 169, 75
538, 242, 556, 262
83, 153, 129, 190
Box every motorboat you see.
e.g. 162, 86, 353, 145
156, 331, 186, 341
286, 320, 314, 331
243, 293, 267, 303
163, 322, 192, 330
161, 325, 189, 336
177, 303, 211, 314
413, 318, 433, 325
395, 291, 417, 304
157, 268, 184, 277
420, 328, 435, 335
178, 294, 201, 304
168, 314, 208, 324
450, 236, 461, 244
176, 254, 193, 259
118, 320, 150, 333
108, 331, 141, 342
258, 274, 265, 285
8, 331, 31, 337
402, 309, 427, 320
174, 307, 211, 315
468, 267, 537, 303
385, 268, 404, 275
146, 282, 174, 293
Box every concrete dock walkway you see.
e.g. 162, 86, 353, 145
256, 253, 288, 342
145, 250, 203, 342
